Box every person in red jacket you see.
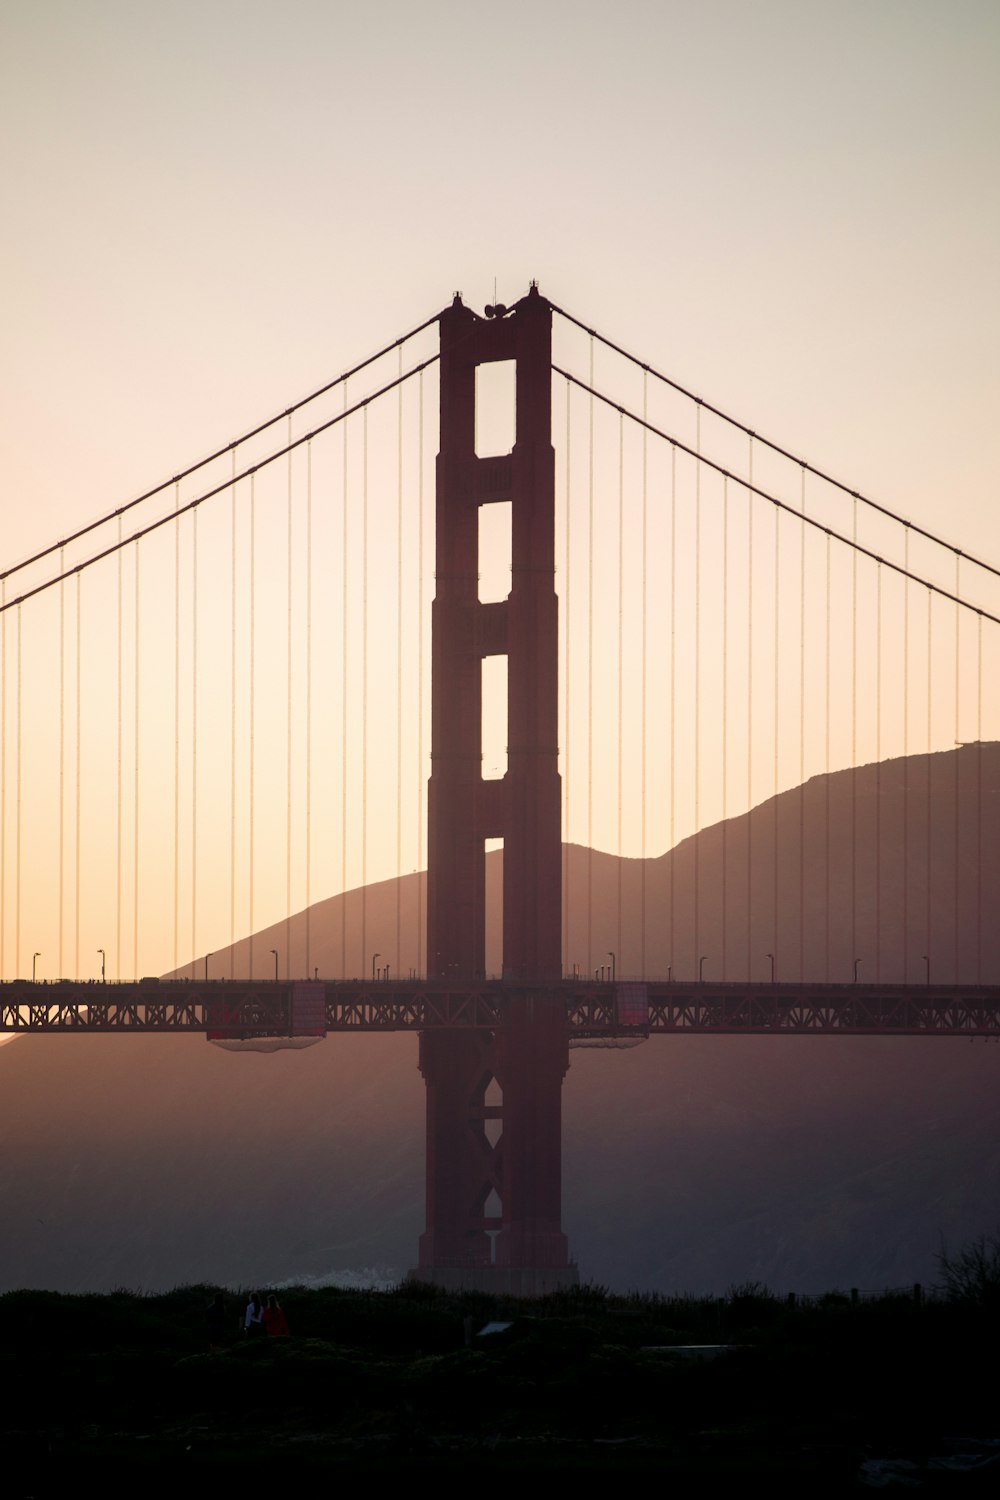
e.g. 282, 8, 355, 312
263, 1294, 290, 1337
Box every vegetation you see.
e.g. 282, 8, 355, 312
936, 1229, 1000, 1309
2, 1276, 996, 1491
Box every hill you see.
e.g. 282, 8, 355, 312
2, 745, 998, 1294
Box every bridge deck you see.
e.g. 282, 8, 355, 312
2, 979, 999, 1036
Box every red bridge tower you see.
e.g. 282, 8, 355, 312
417, 285, 578, 1292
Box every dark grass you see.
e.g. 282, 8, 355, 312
1, 1280, 996, 1492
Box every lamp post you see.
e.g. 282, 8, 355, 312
921, 954, 930, 986
765, 952, 775, 983
97, 948, 106, 983
372, 952, 381, 983
853, 957, 862, 984
607, 950, 616, 984
32, 952, 40, 983
270, 948, 279, 982
205, 952, 211, 982
699, 955, 708, 982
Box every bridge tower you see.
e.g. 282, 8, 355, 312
417, 285, 577, 1292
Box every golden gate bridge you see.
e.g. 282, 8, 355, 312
2, 285, 998, 1291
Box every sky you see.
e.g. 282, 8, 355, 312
1, 0, 998, 981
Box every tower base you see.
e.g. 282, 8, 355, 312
407, 1263, 580, 1297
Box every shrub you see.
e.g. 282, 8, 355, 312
935, 1231, 1000, 1309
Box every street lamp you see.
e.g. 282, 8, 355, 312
699, 955, 708, 982
97, 948, 106, 983
853, 958, 862, 984
607, 951, 616, 984
372, 952, 381, 983
270, 948, 279, 982
32, 952, 40, 983
921, 955, 930, 986
765, 952, 775, 983
205, 952, 212, 982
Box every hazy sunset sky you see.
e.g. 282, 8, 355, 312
1, 0, 998, 980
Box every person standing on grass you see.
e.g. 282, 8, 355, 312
244, 1292, 265, 1338
264, 1293, 291, 1337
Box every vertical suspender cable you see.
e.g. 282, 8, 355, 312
305, 440, 313, 980
640, 371, 648, 978
116, 520, 122, 980
824, 533, 831, 980
721, 476, 729, 978
798, 468, 806, 981
669, 443, 676, 973
75, 573, 81, 978
875, 563, 882, 981
616, 412, 624, 972
174, 483, 180, 974
248, 474, 256, 979
850, 499, 858, 977
416, 371, 424, 976
693, 408, 701, 975
59, 552, 65, 977
586, 336, 594, 977
396, 353, 404, 977
563, 381, 569, 978
341, 393, 348, 978
191, 505, 199, 978
746, 437, 754, 980
772, 475, 780, 974
903, 529, 909, 981
15, 606, 21, 978
1, 582, 6, 978
229, 453, 237, 977
361, 406, 369, 978
926, 590, 932, 978
977, 612, 983, 984
286, 417, 293, 981
954, 557, 960, 980
133, 548, 140, 979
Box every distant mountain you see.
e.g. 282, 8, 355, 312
179, 743, 1000, 987
2, 746, 998, 1295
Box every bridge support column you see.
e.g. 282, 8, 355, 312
415, 285, 576, 1293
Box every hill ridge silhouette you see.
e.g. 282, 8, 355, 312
3, 745, 997, 1295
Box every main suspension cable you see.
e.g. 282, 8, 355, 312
0, 315, 440, 588
551, 369, 1000, 628
1, 358, 439, 618
550, 304, 1000, 584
